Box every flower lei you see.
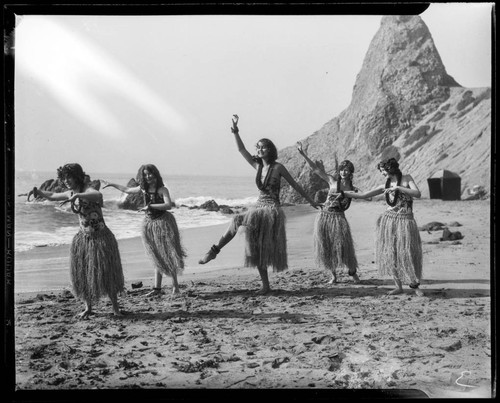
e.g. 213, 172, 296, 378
337, 179, 352, 211
70, 192, 83, 214
385, 176, 401, 207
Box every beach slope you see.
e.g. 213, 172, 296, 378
12, 200, 492, 397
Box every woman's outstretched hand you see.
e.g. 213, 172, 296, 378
383, 185, 398, 195
138, 204, 151, 213
231, 114, 239, 134
59, 192, 77, 207
297, 141, 305, 155
311, 201, 322, 210
22, 187, 37, 201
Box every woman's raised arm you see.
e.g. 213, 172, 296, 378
297, 142, 336, 185
296, 141, 333, 185
231, 115, 259, 169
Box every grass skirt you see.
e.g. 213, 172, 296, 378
141, 211, 186, 277
375, 209, 423, 284
70, 226, 125, 302
241, 203, 288, 272
313, 210, 358, 275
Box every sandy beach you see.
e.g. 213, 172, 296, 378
11, 199, 492, 398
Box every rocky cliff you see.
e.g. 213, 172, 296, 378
279, 15, 491, 202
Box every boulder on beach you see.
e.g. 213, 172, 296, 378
419, 222, 446, 231
464, 185, 488, 200
440, 228, 464, 241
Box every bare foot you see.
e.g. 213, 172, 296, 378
146, 288, 163, 297
199, 246, 219, 264
327, 275, 337, 285
169, 289, 184, 300
415, 288, 424, 297
351, 274, 361, 284
78, 309, 92, 319
387, 288, 403, 296
110, 296, 124, 316
255, 287, 271, 295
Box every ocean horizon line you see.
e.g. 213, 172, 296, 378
15, 170, 255, 179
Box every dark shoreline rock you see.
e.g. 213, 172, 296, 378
26, 180, 247, 215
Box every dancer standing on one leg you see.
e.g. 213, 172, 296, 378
344, 158, 424, 296
296, 141, 361, 284
199, 115, 319, 295
30, 163, 125, 318
102, 164, 186, 297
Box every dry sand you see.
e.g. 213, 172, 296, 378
10, 199, 492, 399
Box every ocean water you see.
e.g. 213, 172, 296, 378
14, 171, 257, 252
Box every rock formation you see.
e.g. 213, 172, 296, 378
39, 178, 68, 193
279, 15, 491, 202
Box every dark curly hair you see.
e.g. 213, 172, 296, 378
338, 159, 355, 183
377, 158, 402, 183
137, 164, 164, 191
253, 138, 278, 164
56, 163, 86, 192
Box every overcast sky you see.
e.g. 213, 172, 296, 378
13, 3, 493, 177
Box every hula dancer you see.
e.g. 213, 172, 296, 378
31, 164, 125, 318
296, 142, 361, 284
344, 158, 424, 296
198, 115, 319, 295
102, 164, 186, 297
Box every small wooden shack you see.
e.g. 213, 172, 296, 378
427, 169, 461, 200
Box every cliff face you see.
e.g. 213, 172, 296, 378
279, 15, 491, 202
